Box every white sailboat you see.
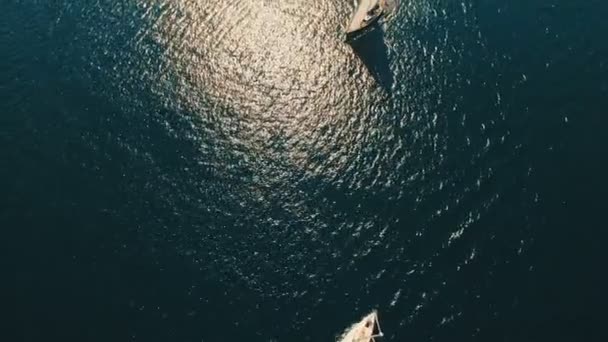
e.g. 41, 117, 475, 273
338, 310, 384, 342
345, 0, 400, 40
345, 0, 384, 39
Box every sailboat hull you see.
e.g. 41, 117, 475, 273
345, 15, 381, 42
346, 0, 384, 40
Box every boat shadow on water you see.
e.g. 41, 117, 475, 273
348, 26, 393, 92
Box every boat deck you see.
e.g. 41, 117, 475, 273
346, 0, 385, 34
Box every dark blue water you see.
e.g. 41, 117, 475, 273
2, 0, 607, 341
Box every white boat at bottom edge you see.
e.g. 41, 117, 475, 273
338, 310, 384, 342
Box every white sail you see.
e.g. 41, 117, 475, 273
346, 0, 382, 34
338, 311, 384, 342
345, 0, 399, 37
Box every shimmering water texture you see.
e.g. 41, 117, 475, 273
77, 0, 523, 338
36, 0, 525, 338
5, 0, 606, 341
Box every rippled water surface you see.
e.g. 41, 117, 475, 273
2, 0, 608, 341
